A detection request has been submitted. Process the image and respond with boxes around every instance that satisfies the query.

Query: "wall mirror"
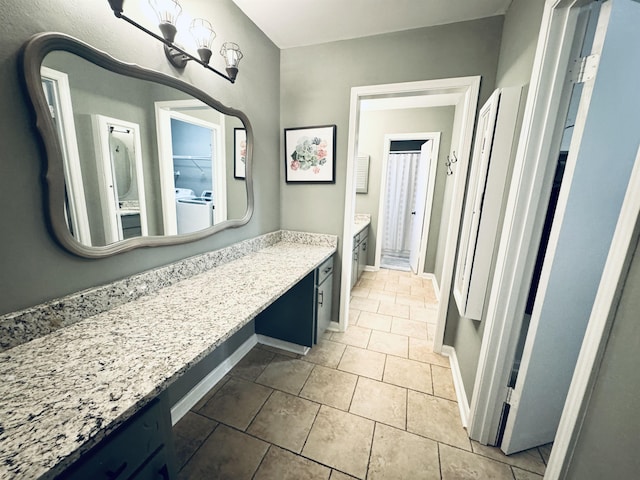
[21,32,253,258]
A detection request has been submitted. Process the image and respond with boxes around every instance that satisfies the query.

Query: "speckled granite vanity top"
[354,213,371,236]
[0,232,336,479]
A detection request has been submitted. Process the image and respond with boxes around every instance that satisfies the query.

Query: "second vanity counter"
[353,213,371,238]
[0,236,335,479]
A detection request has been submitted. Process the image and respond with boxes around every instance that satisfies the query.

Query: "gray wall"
[355,107,455,272]
[280,16,504,321]
[0,0,280,315]
[443,0,546,401]
[565,234,640,478]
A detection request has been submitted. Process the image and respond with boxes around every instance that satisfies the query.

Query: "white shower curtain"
[382,152,421,255]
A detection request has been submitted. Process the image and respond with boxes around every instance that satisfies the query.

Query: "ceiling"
[231,0,513,49]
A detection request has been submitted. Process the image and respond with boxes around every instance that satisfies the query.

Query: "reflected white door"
[92,115,149,244]
[409,141,432,273]
[501,0,640,454]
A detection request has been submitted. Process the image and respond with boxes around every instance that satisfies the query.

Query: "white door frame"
[340,76,481,356]
[468,0,640,469]
[155,99,227,235]
[40,67,92,246]
[468,0,591,444]
[91,114,149,244]
[373,132,441,275]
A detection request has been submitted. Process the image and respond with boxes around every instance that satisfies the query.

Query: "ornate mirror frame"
[20,32,254,258]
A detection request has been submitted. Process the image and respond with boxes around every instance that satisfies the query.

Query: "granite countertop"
[0,240,335,480]
[353,213,371,237]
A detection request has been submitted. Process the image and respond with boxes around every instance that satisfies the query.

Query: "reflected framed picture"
[234,128,247,179]
[284,124,336,183]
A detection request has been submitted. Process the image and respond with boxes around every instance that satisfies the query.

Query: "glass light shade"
[220,42,243,69]
[190,19,216,49]
[148,0,182,25]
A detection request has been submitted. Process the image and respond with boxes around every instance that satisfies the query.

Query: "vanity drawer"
[352,232,360,250]
[61,398,171,480]
[317,256,334,285]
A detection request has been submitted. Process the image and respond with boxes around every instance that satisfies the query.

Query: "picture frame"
[284,124,336,183]
[234,128,247,179]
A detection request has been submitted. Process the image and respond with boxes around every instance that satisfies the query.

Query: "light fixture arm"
[107,0,237,83]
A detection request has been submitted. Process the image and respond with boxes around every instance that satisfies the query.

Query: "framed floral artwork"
[234,128,247,179]
[284,125,336,183]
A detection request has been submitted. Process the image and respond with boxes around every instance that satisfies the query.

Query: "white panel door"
[501,0,640,454]
[409,141,431,273]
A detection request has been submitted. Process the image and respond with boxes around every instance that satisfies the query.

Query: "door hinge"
[505,386,515,405]
[569,54,600,84]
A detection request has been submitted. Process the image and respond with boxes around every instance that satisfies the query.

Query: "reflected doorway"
[155,100,227,236]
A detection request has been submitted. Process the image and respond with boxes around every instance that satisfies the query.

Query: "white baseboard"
[326,320,341,332]
[421,273,440,301]
[364,265,378,272]
[441,345,470,429]
[170,334,258,425]
[256,334,310,356]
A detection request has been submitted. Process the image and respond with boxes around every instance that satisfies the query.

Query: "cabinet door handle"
[362,242,367,251]
[158,464,171,480]
[106,461,128,479]
[318,291,324,306]
[323,266,332,274]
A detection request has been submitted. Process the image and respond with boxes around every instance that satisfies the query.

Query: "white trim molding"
[442,345,470,429]
[421,273,440,302]
[170,334,258,424]
[256,334,311,356]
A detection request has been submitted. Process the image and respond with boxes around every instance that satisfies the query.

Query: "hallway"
[172,269,549,479]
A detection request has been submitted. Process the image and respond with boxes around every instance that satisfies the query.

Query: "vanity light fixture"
[107,0,243,83]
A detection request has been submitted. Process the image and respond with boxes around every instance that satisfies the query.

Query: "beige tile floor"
[173,269,551,479]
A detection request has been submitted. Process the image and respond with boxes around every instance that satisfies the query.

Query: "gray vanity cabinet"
[61,395,176,480]
[255,255,334,347]
[351,226,369,289]
[351,233,360,290]
[357,228,368,280]
[315,256,334,340]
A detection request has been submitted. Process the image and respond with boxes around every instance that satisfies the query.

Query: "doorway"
[91,114,149,245]
[380,148,424,271]
[40,66,91,245]
[155,100,227,235]
[376,134,440,275]
[341,76,481,356]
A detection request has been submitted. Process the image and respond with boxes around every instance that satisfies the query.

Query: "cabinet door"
[131,447,172,480]
[255,271,315,347]
[351,247,358,289]
[61,398,175,480]
[453,86,523,320]
[358,233,368,279]
[317,274,333,337]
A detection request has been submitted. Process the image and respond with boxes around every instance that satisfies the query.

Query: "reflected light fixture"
[107,0,243,83]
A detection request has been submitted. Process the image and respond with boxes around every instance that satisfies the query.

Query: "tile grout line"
[177,269,547,478]
[365,421,378,480]
[176,420,221,475]
[250,443,272,480]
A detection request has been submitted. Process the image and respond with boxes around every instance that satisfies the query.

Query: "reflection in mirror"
[92,114,149,244]
[22,33,253,257]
